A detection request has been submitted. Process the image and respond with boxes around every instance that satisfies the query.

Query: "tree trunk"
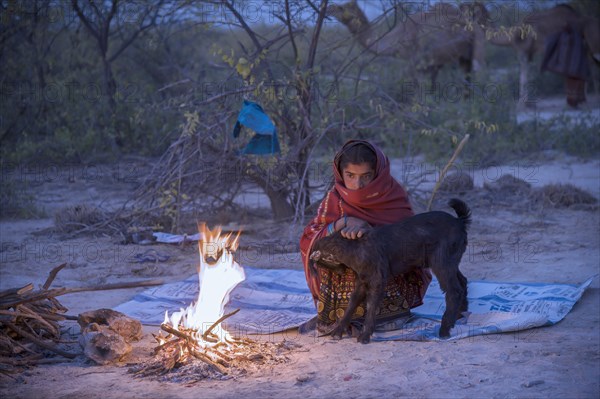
[264,186,294,220]
[102,57,117,112]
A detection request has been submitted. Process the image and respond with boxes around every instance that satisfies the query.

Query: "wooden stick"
[0,279,164,309]
[0,284,33,299]
[160,323,191,341]
[159,323,230,373]
[0,354,43,366]
[4,322,77,359]
[47,297,68,313]
[202,308,240,341]
[0,333,37,355]
[47,278,165,295]
[0,309,19,319]
[2,310,58,338]
[207,348,232,364]
[188,347,228,374]
[15,305,60,337]
[11,357,73,366]
[43,263,67,290]
[427,134,470,211]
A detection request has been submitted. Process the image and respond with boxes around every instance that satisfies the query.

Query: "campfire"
[163,223,244,340]
[131,224,297,382]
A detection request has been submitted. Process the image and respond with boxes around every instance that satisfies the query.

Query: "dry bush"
[439,172,474,192]
[484,174,532,196]
[54,204,106,233]
[531,184,598,209]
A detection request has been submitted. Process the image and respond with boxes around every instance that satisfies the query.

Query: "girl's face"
[342,162,375,190]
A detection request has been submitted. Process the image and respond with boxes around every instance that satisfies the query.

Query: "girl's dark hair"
[338,143,377,171]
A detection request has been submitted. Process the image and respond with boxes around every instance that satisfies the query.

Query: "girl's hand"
[339,216,371,239]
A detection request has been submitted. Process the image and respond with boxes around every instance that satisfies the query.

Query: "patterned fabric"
[299,140,432,328]
[316,267,429,328]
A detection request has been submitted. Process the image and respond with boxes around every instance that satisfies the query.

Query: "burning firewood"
[129,224,302,383]
[130,320,301,383]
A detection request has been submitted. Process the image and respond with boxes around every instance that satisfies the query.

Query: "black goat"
[310,198,471,343]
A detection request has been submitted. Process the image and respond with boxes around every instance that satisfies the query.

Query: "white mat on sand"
[113,267,593,341]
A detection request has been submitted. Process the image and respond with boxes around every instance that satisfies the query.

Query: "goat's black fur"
[310,198,471,343]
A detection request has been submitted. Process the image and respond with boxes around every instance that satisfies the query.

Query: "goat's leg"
[439,276,464,338]
[330,281,367,340]
[433,250,465,338]
[357,280,384,344]
[457,269,469,315]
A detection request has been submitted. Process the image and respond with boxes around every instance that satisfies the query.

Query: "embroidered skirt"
[316,267,431,330]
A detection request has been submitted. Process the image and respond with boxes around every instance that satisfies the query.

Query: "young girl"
[300,140,432,332]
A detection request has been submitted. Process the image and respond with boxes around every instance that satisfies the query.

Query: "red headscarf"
[300,140,415,300]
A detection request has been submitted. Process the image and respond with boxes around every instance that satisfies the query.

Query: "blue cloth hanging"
[233,100,280,155]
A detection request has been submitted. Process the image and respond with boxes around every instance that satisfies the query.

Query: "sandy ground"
[0,152,599,399]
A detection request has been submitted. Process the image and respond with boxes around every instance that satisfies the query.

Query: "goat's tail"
[448,198,471,229]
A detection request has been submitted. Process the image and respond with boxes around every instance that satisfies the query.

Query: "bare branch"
[220,0,262,51]
[284,0,299,64]
[306,0,329,70]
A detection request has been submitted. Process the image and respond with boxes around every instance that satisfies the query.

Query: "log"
[0,265,78,369]
[0,354,42,366]
[78,309,142,343]
[48,297,68,313]
[77,309,142,364]
[79,324,132,365]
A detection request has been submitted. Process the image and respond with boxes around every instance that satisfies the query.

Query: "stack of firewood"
[0,264,76,376]
[0,263,163,378]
